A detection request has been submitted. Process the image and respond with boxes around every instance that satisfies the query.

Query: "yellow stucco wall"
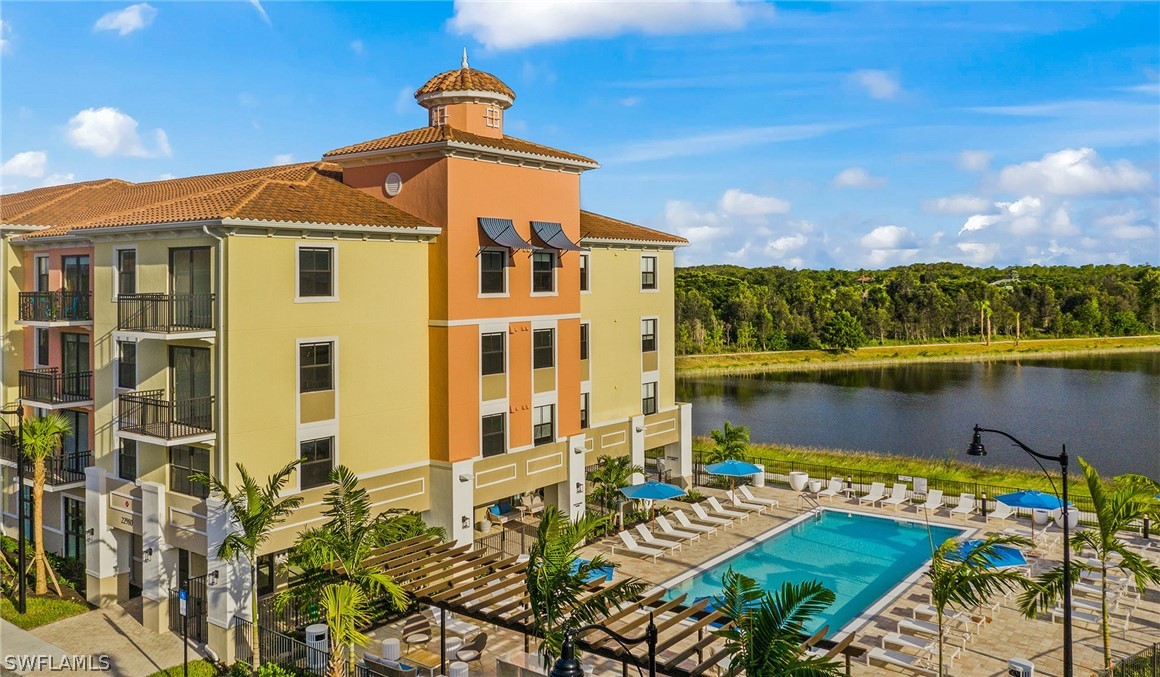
[580,247,676,425]
[1,238,24,406]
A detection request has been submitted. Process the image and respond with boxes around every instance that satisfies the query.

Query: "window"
[533,329,554,369]
[580,393,590,430]
[298,247,334,298]
[170,446,210,498]
[34,256,48,292]
[481,332,505,376]
[642,319,657,353]
[480,250,506,294]
[481,414,505,457]
[580,323,589,361]
[116,249,136,296]
[532,252,555,293]
[300,342,333,393]
[642,382,658,416]
[63,497,85,562]
[119,439,138,481]
[118,341,136,389]
[35,328,49,366]
[533,404,554,446]
[300,437,334,489]
[485,105,502,128]
[61,410,88,457]
[257,554,276,596]
[579,253,589,292]
[430,106,447,126]
[641,256,657,290]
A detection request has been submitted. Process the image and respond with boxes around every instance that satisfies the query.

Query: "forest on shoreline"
[675,262,1160,354]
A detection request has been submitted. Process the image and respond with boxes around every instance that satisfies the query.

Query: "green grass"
[677,335,1160,375]
[145,660,219,677]
[0,593,90,630]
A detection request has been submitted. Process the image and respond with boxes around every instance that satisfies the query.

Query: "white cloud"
[249,0,271,25]
[272,153,294,165]
[620,96,643,108]
[1110,224,1155,240]
[1,151,47,178]
[350,40,365,55]
[765,233,807,257]
[94,3,158,36]
[924,194,991,214]
[847,69,900,100]
[449,0,772,50]
[996,147,1151,196]
[832,167,886,189]
[67,107,172,158]
[957,150,992,172]
[610,123,857,164]
[41,173,75,187]
[1,20,12,54]
[663,199,726,245]
[956,242,1001,264]
[959,214,1002,235]
[860,224,915,250]
[718,188,791,218]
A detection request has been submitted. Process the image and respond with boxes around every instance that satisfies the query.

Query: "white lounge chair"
[634,524,682,552]
[691,502,733,528]
[816,477,844,502]
[858,482,887,506]
[898,617,968,648]
[655,515,699,543]
[913,603,984,635]
[866,647,938,676]
[949,494,975,520]
[674,509,718,536]
[882,483,909,510]
[916,489,943,514]
[738,485,779,508]
[725,490,767,515]
[882,632,960,668]
[615,531,665,563]
[427,605,481,638]
[986,500,1015,523]
[1054,606,1132,636]
[707,497,749,521]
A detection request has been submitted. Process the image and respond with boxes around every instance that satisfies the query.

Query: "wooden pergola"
[359,535,864,676]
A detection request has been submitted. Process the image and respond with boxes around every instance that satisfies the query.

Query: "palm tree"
[21,413,71,596]
[320,582,372,677]
[193,461,303,672]
[714,568,843,675]
[527,507,647,664]
[587,455,643,530]
[707,421,750,464]
[928,534,1032,675]
[1019,458,1160,668]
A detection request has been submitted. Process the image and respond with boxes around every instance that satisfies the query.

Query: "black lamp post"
[550,615,657,677]
[2,402,26,615]
[967,424,1071,677]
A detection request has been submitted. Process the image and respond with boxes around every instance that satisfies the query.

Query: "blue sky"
[2,1,1157,270]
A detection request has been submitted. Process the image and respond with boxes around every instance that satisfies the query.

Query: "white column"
[140,481,177,633]
[206,495,250,630]
[85,467,118,606]
[630,415,646,485]
[676,402,694,488]
[428,460,475,547]
[564,434,588,521]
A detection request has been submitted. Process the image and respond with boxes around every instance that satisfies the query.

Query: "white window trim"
[34,328,49,368]
[115,338,138,390]
[479,407,508,458]
[296,434,338,493]
[118,440,138,482]
[531,325,556,371]
[112,245,137,301]
[484,105,502,129]
[532,402,556,445]
[431,105,448,126]
[296,335,340,448]
[34,255,49,292]
[579,252,591,294]
[295,242,339,303]
[641,381,658,416]
[530,251,558,297]
[478,247,510,298]
[640,254,659,294]
[579,321,591,371]
[641,316,658,354]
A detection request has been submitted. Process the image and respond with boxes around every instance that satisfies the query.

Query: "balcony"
[17,291,92,325]
[0,440,90,488]
[19,368,93,408]
[118,390,215,445]
[116,293,215,339]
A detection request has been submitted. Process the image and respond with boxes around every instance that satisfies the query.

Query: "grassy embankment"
[677,335,1160,376]
[0,594,89,630]
[146,660,219,677]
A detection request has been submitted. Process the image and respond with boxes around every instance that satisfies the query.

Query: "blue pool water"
[664,510,965,635]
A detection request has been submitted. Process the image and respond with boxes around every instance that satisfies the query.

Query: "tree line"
[675,262,1160,354]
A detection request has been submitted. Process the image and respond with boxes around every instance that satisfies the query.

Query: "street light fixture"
[550,615,657,677]
[967,424,1072,677]
[1,402,26,615]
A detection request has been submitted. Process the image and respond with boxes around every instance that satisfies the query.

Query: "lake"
[677,351,1160,479]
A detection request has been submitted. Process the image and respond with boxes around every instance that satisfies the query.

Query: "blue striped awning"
[531,221,582,252]
[479,217,534,250]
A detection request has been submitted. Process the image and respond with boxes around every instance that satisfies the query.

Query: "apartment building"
[0,57,688,659]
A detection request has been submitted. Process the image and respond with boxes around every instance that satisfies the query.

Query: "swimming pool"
[662,509,967,636]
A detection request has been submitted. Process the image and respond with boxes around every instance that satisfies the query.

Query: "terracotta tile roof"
[323,125,598,166]
[579,211,688,245]
[3,163,433,236]
[416,67,515,100]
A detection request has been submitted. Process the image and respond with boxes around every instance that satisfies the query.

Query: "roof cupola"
[414,51,514,138]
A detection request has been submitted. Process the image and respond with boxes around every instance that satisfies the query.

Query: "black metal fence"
[474,520,536,558]
[119,390,215,439]
[18,291,92,323]
[168,574,208,644]
[258,593,320,635]
[19,368,92,404]
[1099,642,1159,677]
[235,617,328,677]
[117,293,215,332]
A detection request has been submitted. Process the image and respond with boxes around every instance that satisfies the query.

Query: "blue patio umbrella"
[950,540,1029,570]
[705,458,762,493]
[996,490,1069,540]
[619,481,687,501]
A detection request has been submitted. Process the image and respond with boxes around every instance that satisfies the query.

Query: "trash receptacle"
[305,623,328,672]
[1007,657,1034,676]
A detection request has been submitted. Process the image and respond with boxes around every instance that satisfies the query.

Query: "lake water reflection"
[677,352,1160,479]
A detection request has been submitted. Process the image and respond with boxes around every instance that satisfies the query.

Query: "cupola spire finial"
[462,48,469,69]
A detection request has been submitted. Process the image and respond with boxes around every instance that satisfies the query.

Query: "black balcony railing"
[117,293,215,333]
[18,291,92,323]
[119,390,214,440]
[0,441,89,486]
[19,368,92,404]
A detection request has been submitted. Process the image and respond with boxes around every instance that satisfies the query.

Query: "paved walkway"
[1,619,70,676]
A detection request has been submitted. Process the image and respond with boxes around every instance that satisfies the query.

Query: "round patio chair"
[402,614,431,653]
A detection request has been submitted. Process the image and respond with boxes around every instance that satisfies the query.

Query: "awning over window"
[531,221,581,252]
[479,217,534,250]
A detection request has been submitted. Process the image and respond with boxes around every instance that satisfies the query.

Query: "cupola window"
[485,105,502,129]
[430,105,448,127]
